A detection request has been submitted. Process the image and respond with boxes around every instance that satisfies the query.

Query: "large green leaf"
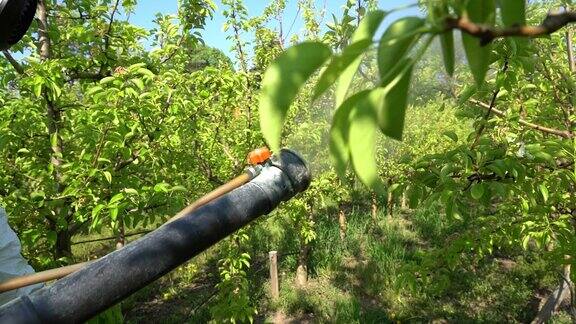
[329,90,371,178]
[500,0,525,27]
[314,40,372,102]
[377,64,414,140]
[440,30,455,76]
[500,0,528,57]
[332,10,387,106]
[259,41,332,151]
[348,88,387,193]
[462,0,495,85]
[471,182,485,200]
[377,17,424,83]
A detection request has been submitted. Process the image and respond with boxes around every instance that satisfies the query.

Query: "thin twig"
[469,99,574,139]
[471,60,509,148]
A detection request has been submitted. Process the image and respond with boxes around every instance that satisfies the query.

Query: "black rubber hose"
[0,149,311,323]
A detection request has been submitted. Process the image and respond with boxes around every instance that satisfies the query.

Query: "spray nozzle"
[247,147,272,166]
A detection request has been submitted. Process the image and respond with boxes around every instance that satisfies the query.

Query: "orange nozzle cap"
[247,147,272,165]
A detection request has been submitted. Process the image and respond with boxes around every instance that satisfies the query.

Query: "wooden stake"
[338,207,347,240]
[269,251,279,300]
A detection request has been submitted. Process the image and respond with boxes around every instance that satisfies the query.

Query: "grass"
[68,202,571,323]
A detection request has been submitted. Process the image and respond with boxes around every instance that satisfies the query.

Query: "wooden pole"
[338,206,347,240]
[269,251,279,300]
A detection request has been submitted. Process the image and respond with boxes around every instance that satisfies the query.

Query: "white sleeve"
[0,207,43,306]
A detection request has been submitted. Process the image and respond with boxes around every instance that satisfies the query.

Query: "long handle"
[0,262,92,293]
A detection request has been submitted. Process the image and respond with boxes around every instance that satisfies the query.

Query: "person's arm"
[0,208,42,305]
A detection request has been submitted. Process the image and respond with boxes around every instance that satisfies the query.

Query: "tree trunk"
[295,243,309,287]
[371,192,378,220]
[39,0,74,261]
[531,264,574,324]
[338,206,347,240]
[401,191,408,210]
[115,217,125,250]
[386,190,394,218]
[565,27,575,73]
[55,229,72,259]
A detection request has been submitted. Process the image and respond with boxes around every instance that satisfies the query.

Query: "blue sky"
[131,0,420,56]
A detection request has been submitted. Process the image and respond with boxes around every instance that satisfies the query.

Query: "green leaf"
[259,42,332,151]
[100,76,116,85]
[471,182,485,200]
[124,188,138,195]
[110,207,119,221]
[109,193,124,205]
[458,84,478,104]
[500,0,525,27]
[442,131,459,142]
[522,235,530,250]
[92,204,105,218]
[539,184,549,203]
[377,64,414,140]
[440,30,455,76]
[315,39,372,101]
[131,78,145,91]
[103,171,112,184]
[34,83,43,98]
[329,90,371,178]
[171,185,187,192]
[462,0,495,85]
[154,182,170,192]
[86,86,103,96]
[136,68,155,78]
[332,10,387,106]
[348,88,386,193]
[377,17,424,83]
[50,132,58,148]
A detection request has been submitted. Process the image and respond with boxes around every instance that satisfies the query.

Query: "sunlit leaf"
[332,10,387,106]
[92,204,105,218]
[314,39,372,101]
[124,188,138,195]
[109,193,124,205]
[539,184,549,203]
[348,88,386,193]
[103,171,112,184]
[522,235,530,250]
[329,90,371,178]
[377,64,414,140]
[259,41,332,151]
[377,17,424,83]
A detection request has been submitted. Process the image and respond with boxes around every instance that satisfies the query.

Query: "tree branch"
[2,50,24,74]
[446,10,576,45]
[471,60,509,148]
[104,0,121,52]
[469,99,574,139]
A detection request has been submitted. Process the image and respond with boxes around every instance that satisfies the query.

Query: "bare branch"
[446,10,576,45]
[2,50,24,74]
[469,99,574,139]
[104,0,121,52]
